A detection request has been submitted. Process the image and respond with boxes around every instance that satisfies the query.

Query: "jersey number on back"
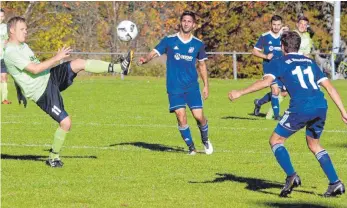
[292,66,318,90]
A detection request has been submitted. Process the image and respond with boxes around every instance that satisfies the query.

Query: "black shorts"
[1,59,7,73]
[36,62,77,123]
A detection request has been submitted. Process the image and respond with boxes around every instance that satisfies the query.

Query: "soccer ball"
[116,20,138,42]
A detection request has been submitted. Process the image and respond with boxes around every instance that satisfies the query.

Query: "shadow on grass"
[248,113,267,118]
[110,142,185,153]
[1,154,97,162]
[189,173,316,196]
[221,116,260,120]
[262,202,333,208]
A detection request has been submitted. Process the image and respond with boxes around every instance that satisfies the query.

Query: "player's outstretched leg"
[77,50,133,75]
[121,50,134,75]
[254,92,271,116]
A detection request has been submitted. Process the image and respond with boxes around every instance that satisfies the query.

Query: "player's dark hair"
[281,31,301,53]
[0,8,5,13]
[297,15,309,23]
[271,15,282,23]
[180,11,196,22]
[7,16,26,35]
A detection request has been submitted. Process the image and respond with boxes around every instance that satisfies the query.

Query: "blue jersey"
[265,53,328,112]
[254,31,283,67]
[154,33,207,94]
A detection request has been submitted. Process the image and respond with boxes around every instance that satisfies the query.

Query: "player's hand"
[138,57,147,65]
[202,86,209,100]
[266,53,274,60]
[56,46,72,61]
[281,26,289,33]
[228,90,242,101]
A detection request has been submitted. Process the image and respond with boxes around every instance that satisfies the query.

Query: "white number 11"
[292,66,318,90]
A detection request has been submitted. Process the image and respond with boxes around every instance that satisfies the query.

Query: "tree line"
[2,1,346,78]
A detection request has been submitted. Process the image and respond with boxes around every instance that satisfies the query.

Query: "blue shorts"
[168,89,203,113]
[36,62,77,123]
[1,59,7,73]
[275,108,327,139]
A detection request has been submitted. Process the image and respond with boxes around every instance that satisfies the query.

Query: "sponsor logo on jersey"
[174,53,193,61]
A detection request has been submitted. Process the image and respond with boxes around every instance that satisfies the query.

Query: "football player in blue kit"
[252,15,287,120]
[138,11,213,155]
[228,31,346,197]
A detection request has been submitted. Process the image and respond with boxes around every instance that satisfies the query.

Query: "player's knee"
[307,140,323,154]
[269,132,284,146]
[70,59,86,73]
[60,117,72,131]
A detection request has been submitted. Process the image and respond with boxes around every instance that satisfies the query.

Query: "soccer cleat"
[188,145,197,155]
[1,100,12,104]
[46,158,64,168]
[121,50,134,75]
[323,181,345,197]
[203,140,213,155]
[253,99,261,116]
[280,173,301,197]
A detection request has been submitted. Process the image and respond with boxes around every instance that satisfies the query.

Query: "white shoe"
[203,140,213,155]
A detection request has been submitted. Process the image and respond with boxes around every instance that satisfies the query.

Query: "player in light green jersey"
[4,16,133,168]
[0,8,11,104]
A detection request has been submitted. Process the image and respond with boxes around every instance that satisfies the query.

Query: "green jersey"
[0,23,8,59]
[295,30,313,56]
[4,42,50,102]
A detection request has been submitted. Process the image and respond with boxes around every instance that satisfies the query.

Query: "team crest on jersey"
[188,47,195,53]
[269,46,274,51]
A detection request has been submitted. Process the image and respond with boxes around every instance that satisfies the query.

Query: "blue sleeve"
[197,43,207,61]
[254,35,264,51]
[313,62,328,84]
[154,37,168,56]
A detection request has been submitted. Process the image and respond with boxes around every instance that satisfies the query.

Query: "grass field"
[1,76,347,208]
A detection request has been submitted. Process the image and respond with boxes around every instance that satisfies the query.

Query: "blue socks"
[271,94,280,117]
[257,92,272,106]
[272,143,295,177]
[198,122,209,142]
[316,150,339,184]
[178,125,194,148]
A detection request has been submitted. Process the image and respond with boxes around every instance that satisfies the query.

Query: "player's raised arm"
[25,46,72,74]
[228,75,274,101]
[319,79,347,124]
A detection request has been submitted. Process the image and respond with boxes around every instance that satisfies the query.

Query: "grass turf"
[1,76,346,208]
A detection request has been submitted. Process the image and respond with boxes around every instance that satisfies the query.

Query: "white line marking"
[2,121,346,133]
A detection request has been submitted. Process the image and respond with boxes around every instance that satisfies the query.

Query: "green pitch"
[1,76,346,208]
